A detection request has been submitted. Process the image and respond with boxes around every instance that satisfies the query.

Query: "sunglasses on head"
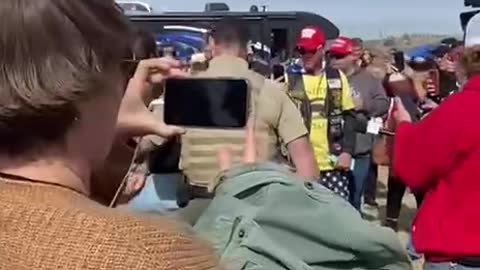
[296,47,318,55]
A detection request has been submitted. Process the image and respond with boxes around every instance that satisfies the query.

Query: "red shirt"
[394,76,480,262]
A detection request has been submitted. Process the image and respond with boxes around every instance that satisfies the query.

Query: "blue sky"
[138,0,468,38]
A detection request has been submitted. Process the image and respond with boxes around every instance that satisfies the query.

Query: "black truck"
[124,3,339,61]
[462,0,480,31]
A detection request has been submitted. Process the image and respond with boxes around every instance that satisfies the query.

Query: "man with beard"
[329,37,389,212]
[125,19,318,225]
[286,27,357,201]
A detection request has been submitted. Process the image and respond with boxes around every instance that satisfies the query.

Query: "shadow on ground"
[363,172,420,234]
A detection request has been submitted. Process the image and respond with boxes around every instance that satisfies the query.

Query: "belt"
[176,177,214,208]
[189,185,214,199]
[182,175,215,199]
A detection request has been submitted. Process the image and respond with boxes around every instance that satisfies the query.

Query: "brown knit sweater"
[0,178,220,269]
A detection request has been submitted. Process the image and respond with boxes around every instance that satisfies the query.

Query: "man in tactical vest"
[173,18,319,224]
[286,26,357,201]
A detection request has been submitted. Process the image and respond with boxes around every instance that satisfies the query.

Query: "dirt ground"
[363,166,423,270]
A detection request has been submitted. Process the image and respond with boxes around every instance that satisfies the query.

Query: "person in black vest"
[383,72,424,231]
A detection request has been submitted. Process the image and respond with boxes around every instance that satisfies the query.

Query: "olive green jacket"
[194,163,412,270]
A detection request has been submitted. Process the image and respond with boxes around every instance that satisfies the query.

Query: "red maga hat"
[329,37,355,55]
[296,26,326,51]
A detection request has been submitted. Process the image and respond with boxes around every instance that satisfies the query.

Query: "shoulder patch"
[327,78,342,89]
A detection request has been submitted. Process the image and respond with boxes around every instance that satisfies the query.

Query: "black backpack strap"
[287,73,304,93]
[324,68,344,155]
[325,67,343,116]
[286,73,312,132]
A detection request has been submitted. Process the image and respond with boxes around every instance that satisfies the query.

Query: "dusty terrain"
[365,166,423,269]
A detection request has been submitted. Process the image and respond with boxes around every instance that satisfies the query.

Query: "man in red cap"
[329,37,362,72]
[329,37,389,212]
[285,27,358,201]
[295,26,327,74]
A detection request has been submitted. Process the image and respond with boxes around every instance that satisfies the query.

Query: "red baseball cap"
[329,37,355,55]
[296,26,326,51]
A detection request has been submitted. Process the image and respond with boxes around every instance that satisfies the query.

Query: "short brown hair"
[211,17,250,48]
[0,0,130,155]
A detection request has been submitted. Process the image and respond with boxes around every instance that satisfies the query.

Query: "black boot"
[383,218,399,232]
[364,197,379,207]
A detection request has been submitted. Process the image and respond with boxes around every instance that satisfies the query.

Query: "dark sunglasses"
[329,53,348,60]
[296,47,318,55]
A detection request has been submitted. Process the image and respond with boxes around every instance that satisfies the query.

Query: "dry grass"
[364,35,461,51]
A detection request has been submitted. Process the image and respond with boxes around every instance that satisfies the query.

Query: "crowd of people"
[1,0,480,269]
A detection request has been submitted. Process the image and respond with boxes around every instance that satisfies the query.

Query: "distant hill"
[364,33,462,51]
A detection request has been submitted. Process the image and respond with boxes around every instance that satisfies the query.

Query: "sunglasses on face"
[329,53,348,60]
[296,47,318,55]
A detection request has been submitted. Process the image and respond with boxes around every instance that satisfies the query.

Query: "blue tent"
[155,32,206,60]
[156,33,205,49]
[405,45,437,63]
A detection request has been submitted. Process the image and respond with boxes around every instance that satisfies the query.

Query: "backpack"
[194,163,412,270]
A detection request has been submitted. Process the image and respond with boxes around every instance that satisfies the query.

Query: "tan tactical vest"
[181,71,273,191]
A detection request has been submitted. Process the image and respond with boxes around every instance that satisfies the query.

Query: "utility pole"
[379,29,384,39]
